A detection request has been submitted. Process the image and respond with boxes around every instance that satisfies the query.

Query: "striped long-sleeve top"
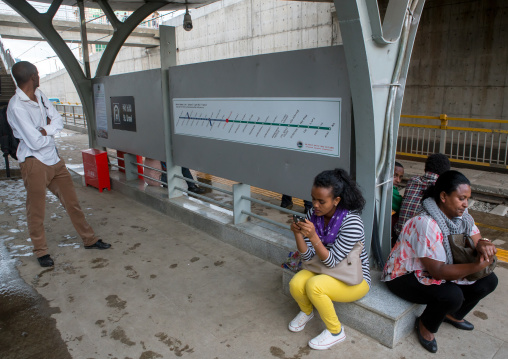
[301,209,371,287]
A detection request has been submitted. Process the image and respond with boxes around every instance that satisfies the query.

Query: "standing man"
[7,61,110,267]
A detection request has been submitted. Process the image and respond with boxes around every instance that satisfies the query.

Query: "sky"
[0,1,79,77]
[3,39,78,78]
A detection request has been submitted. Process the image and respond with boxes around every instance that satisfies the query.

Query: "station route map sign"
[93,83,108,139]
[173,98,341,157]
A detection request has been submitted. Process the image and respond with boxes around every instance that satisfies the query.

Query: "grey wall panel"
[93,69,166,161]
[169,46,351,200]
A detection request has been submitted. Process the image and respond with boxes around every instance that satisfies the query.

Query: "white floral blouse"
[382,214,480,285]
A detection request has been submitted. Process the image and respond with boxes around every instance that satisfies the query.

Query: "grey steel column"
[77,0,91,79]
[160,25,184,198]
[333,0,425,260]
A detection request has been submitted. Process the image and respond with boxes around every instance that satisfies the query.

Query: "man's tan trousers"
[20,157,97,257]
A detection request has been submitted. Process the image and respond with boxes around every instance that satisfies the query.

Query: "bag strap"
[464,235,477,253]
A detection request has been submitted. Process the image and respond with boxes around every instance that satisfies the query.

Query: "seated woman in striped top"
[288,169,371,350]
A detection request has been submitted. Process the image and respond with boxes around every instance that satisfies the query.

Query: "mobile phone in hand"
[293,214,306,223]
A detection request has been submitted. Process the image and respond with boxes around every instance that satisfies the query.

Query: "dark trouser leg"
[391,213,399,247]
[453,273,498,320]
[385,274,463,333]
[47,160,97,246]
[160,162,167,185]
[303,200,313,213]
[181,167,195,188]
[281,194,293,207]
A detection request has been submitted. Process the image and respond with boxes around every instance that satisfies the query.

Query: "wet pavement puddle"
[0,238,71,359]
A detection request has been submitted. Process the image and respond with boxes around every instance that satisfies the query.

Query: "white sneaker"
[308,328,346,350]
[288,311,314,332]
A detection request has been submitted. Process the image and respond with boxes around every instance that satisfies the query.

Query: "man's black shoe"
[85,239,111,250]
[188,186,205,194]
[281,202,293,210]
[37,254,54,267]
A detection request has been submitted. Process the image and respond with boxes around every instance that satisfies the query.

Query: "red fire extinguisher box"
[81,149,111,192]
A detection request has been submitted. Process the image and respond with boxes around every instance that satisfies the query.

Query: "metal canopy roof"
[27,0,218,12]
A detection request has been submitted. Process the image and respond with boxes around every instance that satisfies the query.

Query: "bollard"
[233,183,251,224]
[439,114,448,154]
[123,153,139,181]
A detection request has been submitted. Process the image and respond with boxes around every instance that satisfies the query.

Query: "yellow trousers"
[289,269,369,334]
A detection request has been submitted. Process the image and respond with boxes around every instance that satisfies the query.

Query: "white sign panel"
[93,83,108,139]
[173,98,341,157]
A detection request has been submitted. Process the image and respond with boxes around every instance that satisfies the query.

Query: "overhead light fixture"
[183,2,193,31]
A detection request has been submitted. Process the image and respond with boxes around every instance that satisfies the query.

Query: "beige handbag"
[302,242,364,286]
[448,234,497,281]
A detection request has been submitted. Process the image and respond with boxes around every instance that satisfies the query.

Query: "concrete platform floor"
[1,129,508,358]
[1,175,508,359]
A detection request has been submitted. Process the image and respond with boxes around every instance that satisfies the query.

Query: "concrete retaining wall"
[403,0,508,125]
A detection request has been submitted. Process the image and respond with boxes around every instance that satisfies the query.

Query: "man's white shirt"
[7,87,63,165]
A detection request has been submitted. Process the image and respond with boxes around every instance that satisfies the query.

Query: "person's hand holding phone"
[297,219,317,239]
[290,214,305,234]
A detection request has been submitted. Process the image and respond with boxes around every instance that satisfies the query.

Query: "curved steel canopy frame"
[3,0,167,148]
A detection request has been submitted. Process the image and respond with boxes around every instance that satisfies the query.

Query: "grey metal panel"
[93,69,166,161]
[169,46,351,200]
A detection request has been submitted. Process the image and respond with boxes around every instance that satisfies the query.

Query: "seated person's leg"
[385,274,463,333]
[182,167,205,194]
[453,273,498,320]
[289,269,316,315]
[306,274,369,334]
[281,194,293,209]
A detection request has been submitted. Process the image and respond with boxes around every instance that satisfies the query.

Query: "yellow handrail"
[401,114,508,125]
[400,114,508,132]
[398,113,508,169]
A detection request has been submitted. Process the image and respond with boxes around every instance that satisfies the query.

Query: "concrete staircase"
[0,35,16,106]
[0,73,15,105]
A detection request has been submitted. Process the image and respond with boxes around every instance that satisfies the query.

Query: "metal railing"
[54,103,87,129]
[0,35,16,75]
[397,114,508,168]
[108,153,305,229]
